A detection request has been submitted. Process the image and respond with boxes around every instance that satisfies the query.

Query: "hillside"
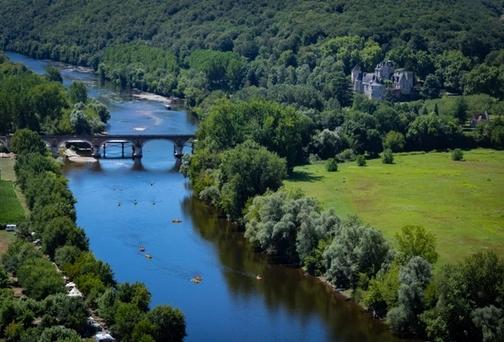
[1,0,503,111]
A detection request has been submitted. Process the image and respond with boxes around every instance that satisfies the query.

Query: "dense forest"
[0,0,503,114]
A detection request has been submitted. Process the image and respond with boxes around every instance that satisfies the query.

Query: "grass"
[0,180,25,225]
[0,157,27,256]
[285,149,504,264]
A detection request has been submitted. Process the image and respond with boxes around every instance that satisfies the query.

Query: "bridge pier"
[174,141,184,159]
[133,142,143,159]
[92,145,101,159]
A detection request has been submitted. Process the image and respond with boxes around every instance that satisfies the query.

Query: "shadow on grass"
[288,170,323,183]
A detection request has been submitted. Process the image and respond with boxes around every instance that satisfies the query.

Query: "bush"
[356,155,367,167]
[451,149,464,161]
[326,158,338,172]
[336,148,356,162]
[382,149,394,164]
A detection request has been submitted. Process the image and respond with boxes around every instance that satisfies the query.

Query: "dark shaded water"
[6,51,401,342]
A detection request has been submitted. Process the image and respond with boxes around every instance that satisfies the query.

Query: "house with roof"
[351,60,415,100]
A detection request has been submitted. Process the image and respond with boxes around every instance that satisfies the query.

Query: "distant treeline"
[0,0,503,115]
[0,129,186,341]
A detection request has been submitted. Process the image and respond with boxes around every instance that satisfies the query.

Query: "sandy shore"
[132,92,172,104]
[64,149,97,163]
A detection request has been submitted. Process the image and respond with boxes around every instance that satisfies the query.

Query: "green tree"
[387,256,432,336]
[421,74,441,99]
[324,218,391,288]
[395,225,438,265]
[147,306,186,342]
[218,141,287,218]
[453,97,468,123]
[451,148,464,161]
[382,149,394,164]
[326,158,338,171]
[10,129,46,155]
[383,131,405,152]
[45,66,62,83]
[68,81,87,103]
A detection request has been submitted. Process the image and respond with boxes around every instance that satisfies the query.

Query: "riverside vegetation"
[0,129,186,341]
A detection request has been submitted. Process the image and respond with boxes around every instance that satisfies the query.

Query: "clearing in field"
[285,149,504,263]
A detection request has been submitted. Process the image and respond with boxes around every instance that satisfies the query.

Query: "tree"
[147,306,186,342]
[117,282,151,312]
[10,129,46,155]
[42,294,88,333]
[68,81,87,103]
[382,149,394,164]
[324,219,391,288]
[395,225,438,265]
[45,66,62,83]
[383,131,405,152]
[41,217,88,258]
[356,155,366,166]
[421,74,441,99]
[387,256,432,336]
[364,263,400,317]
[311,129,347,159]
[326,158,338,171]
[112,302,144,342]
[464,64,504,98]
[472,306,504,342]
[451,148,464,161]
[406,114,461,151]
[453,97,468,123]
[38,326,81,342]
[421,252,504,341]
[218,141,287,218]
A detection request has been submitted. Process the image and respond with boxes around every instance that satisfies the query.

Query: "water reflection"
[184,199,401,342]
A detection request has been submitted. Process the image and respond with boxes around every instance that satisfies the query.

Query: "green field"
[0,180,25,225]
[285,149,504,263]
[0,158,26,225]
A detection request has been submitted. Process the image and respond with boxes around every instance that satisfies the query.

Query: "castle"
[351,60,415,100]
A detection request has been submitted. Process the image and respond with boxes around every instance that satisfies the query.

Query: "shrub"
[382,149,394,164]
[356,155,367,167]
[451,148,464,161]
[336,148,356,162]
[326,158,338,172]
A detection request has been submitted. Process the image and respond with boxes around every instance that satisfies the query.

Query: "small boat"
[256,275,263,280]
[172,219,182,224]
[165,104,172,110]
[145,254,152,259]
[191,275,203,284]
[139,245,145,252]
[117,202,121,206]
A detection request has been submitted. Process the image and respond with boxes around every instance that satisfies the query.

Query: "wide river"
[6,52,401,342]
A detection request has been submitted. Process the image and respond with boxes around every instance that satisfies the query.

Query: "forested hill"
[1,0,502,63]
[1,0,503,111]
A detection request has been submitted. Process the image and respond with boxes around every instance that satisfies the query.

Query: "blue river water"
[6,51,400,342]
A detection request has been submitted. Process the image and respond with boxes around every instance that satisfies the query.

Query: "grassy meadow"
[285,149,504,263]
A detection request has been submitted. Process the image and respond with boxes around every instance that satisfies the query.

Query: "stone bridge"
[0,133,196,159]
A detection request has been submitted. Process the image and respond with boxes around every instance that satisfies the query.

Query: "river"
[6,51,401,342]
